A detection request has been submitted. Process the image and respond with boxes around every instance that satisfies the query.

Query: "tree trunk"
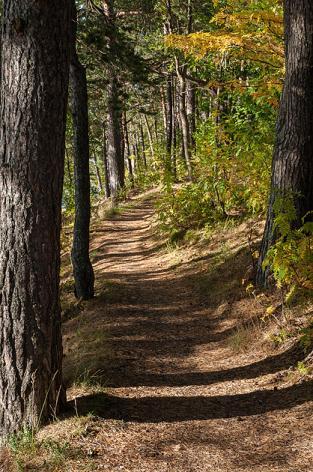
[143,114,155,161]
[106,77,124,199]
[132,131,140,174]
[139,120,147,168]
[172,105,178,181]
[257,0,313,286]
[165,73,173,177]
[186,79,196,147]
[65,147,73,186]
[102,121,111,199]
[161,86,168,140]
[135,131,141,171]
[176,62,193,180]
[0,0,70,437]
[105,0,124,200]
[154,117,159,143]
[123,112,134,187]
[132,142,139,175]
[93,155,104,193]
[70,0,94,301]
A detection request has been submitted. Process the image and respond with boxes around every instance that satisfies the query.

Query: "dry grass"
[227,319,264,353]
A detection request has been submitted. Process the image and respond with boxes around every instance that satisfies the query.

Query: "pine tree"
[70,0,95,300]
[0,0,70,436]
[257,0,313,285]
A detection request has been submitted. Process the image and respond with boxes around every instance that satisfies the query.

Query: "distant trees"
[0,1,71,436]
[257,0,313,285]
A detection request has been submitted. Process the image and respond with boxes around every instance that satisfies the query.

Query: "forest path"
[62,191,313,472]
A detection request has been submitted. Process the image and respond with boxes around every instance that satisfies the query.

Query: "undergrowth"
[156,92,274,239]
[264,195,313,301]
[6,427,70,471]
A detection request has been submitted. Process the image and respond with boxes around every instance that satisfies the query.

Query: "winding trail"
[64,192,313,472]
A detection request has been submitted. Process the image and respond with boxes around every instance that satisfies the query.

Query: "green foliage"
[300,323,313,353]
[7,428,69,471]
[264,196,313,294]
[8,428,37,458]
[270,328,291,346]
[157,181,221,236]
[157,90,274,236]
[296,361,310,376]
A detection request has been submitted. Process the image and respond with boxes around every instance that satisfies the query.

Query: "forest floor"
[3,189,313,472]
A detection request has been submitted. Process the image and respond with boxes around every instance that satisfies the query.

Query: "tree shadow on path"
[72,379,313,423]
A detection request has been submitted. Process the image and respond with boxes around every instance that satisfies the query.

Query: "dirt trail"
[63,192,313,472]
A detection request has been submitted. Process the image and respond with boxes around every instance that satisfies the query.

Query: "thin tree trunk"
[132,142,139,175]
[154,117,159,143]
[65,147,73,186]
[139,120,147,168]
[257,0,313,286]
[70,0,94,301]
[93,155,104,193]
[135,131,141,170]
[106,77,124,200]
[176,62,193,180]
[123,112,134,187]
[0,0,70,437]
[165,73,173,176]
[165,0,193,180]
[161,86,168,140]
[172,104,178,181]
[143,114,155,161]
[102,121,111,199]
[186,79,196,147]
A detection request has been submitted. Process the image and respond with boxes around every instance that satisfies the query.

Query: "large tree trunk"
[0,0,70,437]
[257,0,313,286]
[70,0,94,301]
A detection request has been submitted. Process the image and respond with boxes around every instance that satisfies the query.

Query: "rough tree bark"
[257,0,313,286]
[70,0,95,300]
[0,1,70,437]
[105,0,124,200]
